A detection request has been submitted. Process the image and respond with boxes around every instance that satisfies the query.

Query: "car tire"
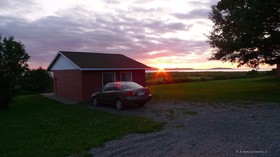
[92,97,98,106]
[115,99,123,110]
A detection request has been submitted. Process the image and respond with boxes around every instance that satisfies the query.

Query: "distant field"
[0,95,163,157]
[148,77,280,103]
[146,71,272,85]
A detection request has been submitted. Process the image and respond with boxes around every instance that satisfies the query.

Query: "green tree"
[0,36,30,109]
[208,0,280,76]
[20,67,53,93]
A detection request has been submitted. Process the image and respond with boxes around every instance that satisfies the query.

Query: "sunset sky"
[0,0,274,70]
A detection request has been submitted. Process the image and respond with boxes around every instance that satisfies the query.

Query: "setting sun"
[157,66,166,72]
[158,67,165,72]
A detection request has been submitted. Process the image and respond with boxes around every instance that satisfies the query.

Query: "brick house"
[47,51,149,102]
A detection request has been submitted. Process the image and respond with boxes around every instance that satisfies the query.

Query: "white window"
[120,72,132,82]
[102,72,116,85]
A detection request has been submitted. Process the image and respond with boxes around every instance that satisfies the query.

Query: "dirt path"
[88,101,280,157]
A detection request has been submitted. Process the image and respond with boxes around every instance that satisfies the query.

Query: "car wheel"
[115,99,123,110]
[92,97,98,106]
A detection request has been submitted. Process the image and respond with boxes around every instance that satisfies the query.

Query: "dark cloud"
[0,2,212,68]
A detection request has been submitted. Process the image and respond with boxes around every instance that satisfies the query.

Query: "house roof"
[47,51,150,71]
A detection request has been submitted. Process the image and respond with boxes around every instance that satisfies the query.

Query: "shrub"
[19,68,53,93]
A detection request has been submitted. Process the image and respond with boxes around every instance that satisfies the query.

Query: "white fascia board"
[47,51,60,71]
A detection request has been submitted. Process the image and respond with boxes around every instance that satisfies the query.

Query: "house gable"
[48,53,79,70]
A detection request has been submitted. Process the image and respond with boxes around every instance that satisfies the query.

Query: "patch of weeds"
[175,124,186,128]
[175,108,197,116]
[164,109,176,120]
[152,109,160,113]
[165,113,176,120]
[183,111,198,116]
[207,102,220,108]
[165,109,175,115]
[152,110,161,117]
[152,109,175,115]
[151,109,162,117]
[176,107,189,111]
[156,113,161,117]
[152,109,176,120]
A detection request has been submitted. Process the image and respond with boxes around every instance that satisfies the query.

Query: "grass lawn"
[0,95,163,157]
[149,77,280,103]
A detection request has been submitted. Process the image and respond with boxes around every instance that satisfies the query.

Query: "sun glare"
[156,64,166,72]
[153,64,173,84]
[158,67,165,72]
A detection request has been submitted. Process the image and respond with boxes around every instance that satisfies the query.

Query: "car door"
[96,84,111,104]
[105,84,118,105]
[98,84,118,105]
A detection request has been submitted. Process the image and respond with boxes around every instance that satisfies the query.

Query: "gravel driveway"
[88,101,280,157]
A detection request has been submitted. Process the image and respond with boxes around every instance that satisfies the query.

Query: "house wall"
[81,71,103,102]
[114,70,146,86]
[81,70,146,102]
[130,70,146,86]
[53,70,83,101]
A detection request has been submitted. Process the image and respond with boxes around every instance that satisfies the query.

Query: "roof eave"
[80,68,149,71]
